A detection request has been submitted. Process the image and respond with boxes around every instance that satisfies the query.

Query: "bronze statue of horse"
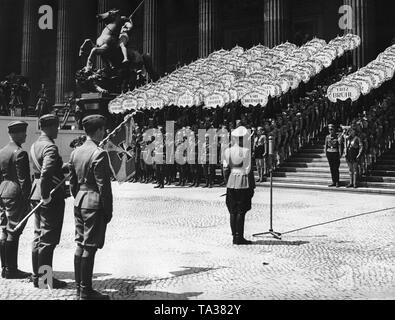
[79,8,159,91]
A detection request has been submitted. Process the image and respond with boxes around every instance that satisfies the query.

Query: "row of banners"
[108,34,361,114]
[327,44,395,103]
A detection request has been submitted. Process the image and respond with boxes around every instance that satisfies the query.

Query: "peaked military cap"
[8,120,28,133]
[39,114,59,128]
[82,114,106,128]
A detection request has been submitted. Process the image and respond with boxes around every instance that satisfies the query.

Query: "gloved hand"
[42,195,52,205]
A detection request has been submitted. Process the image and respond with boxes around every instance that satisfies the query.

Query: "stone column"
[343,0,376,69]
[55,0,75,104]
[143,0,165,75]
[263,0,290,48]
[21,0,40,103]
[198,0,220,58]
[0,0,7,77]
[96,0,111,69]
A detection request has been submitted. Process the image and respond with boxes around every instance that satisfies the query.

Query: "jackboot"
[230,215,237,244]
[74,255,82,299]
[37,245,67,289]
[32,249,39,287]
[353,172,358,188]
[0,239,6,279]
[346,173,354,188]
[4,240,31,279]
[80,256,109,300]
[234,214,252,245]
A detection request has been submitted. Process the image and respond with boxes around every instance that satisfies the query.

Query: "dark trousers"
[155,164,165,186]
[32,199,65,277]
[327,152,340,184]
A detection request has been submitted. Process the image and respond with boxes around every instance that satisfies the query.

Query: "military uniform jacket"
[0,141,31,200]
[224,146,256,190]
[30,133,65,201]
[69,139,113,221]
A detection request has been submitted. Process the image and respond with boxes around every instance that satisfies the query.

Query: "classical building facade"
[0,0,393,106]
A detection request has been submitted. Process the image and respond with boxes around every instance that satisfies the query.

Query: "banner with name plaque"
[327,84,361,102]
[204,93,226,108]
[177,93,195,107]
[241,91,268,107]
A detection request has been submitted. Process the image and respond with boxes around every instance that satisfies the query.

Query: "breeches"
[74,207,107,250]
[32,199,65,250]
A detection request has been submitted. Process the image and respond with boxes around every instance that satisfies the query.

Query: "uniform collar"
[9,140,21,148]
[86,137,100,146]
[39,132,54,143]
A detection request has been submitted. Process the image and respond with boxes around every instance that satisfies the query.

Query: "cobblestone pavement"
[1,183,394,300]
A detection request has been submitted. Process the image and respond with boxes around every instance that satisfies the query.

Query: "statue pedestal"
[77,92,117,116]
[76,92,118,129]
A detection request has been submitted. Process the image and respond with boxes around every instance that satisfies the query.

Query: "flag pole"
[99,113,135,148]
[129,0,145,20]
[13,113,135,232]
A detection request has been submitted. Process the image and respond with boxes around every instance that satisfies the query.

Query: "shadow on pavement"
[252,240,309,246]
[94,278,203,300]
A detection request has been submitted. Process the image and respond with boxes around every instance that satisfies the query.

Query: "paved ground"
[1,183,395,300]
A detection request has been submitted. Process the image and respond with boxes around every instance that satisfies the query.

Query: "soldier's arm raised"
[15,150,31,200]
[93,150,113,223]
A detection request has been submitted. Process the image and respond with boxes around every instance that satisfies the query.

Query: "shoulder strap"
[84,147,102,183]
[30,143,42,172]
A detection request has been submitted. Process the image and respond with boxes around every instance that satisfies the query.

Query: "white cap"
[231,126,248,137]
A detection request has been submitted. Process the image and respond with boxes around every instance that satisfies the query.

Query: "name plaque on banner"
[204,93,225,108]
[178,93,195,107]
[327,85,361,102]
[241,91,268,107]
[122,99,137,111]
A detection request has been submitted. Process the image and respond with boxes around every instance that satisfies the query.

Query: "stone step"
[375,160,395,165]
[272,172,349,179]
[277,167,350,174]
[370,170,395,177]
[293,154,327,159]
[375,165,395,171]
[287,158,347,163]
[283,162,349,168]
[257,182,395,195]
[270,177,395,189]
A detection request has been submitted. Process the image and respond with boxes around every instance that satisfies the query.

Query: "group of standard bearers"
[0,114,112,300]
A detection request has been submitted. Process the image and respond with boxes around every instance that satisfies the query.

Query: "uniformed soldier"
[0,121,31,279]
[69,115,112,300]
[154,128,165,189]
[325,124,342,188]
[223,126,255,245]
[30,114,67,289]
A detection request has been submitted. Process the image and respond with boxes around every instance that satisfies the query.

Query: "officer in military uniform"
[0,121,31,279]
[223,126,255,245]
[69,115,112,300]
[30,114,67,289]
[325,124,343,188]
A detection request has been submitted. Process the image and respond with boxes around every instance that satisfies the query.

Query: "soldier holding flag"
[30,114,68,289]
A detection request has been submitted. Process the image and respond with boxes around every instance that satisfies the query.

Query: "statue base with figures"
[75,92,118,129]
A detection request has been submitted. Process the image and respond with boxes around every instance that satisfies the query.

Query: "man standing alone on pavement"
[69,115,113,300]
[223,126,255,245]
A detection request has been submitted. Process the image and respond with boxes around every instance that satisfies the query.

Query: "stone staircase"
[260,136,395,195]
